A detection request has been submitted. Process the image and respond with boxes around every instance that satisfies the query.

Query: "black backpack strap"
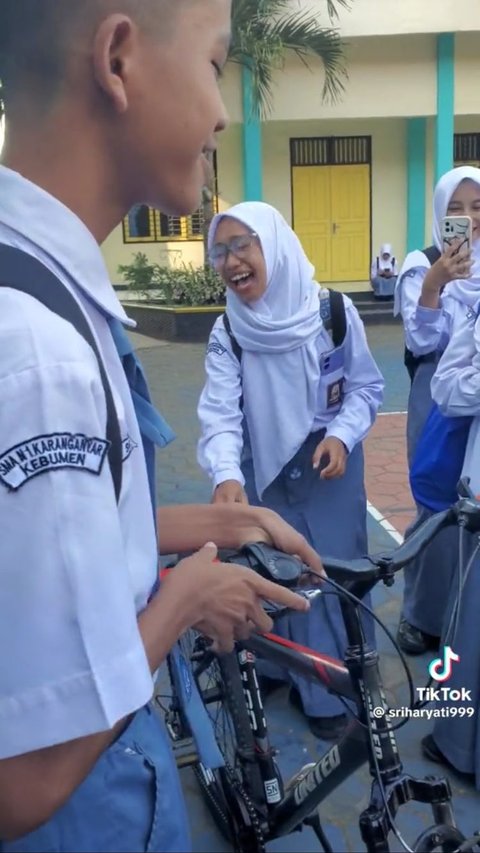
[422,245,441,265]
[0,244,123,502]
[222,312,243,363]
[327,289,347,348]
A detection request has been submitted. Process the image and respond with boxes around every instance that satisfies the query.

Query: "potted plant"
[118,253,227,342]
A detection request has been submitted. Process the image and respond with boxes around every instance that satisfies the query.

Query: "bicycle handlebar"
[216,492,480,592]
[324,492,480,586]
[322,507,455,584]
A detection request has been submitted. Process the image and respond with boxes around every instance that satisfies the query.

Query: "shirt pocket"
[319,345,346,412]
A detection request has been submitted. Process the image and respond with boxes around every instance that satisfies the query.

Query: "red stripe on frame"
[262,632,348,674]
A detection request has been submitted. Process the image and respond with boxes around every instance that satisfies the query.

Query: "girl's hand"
[212,480,249,505]
[425,239,473,293]
[312,436,348,479]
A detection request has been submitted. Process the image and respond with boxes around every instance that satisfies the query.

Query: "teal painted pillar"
[406,118,427,252]
[435,33,455,184]
[241,66,263,201]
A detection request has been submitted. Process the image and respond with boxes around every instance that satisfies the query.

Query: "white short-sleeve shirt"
[0,166,157,758]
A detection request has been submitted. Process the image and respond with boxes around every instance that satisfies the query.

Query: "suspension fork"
[236,647,285,808]
[340,596,403,782]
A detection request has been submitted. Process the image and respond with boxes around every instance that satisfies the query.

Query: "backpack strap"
[422,245,441,266]
[0,244,123,503]
[222,312,243,363]
[320,288,347,348]
[328,289,347,348]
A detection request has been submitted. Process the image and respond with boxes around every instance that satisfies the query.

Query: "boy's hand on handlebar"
[212,480,249,505]
[167,542,311,654]
[241,509,326,579]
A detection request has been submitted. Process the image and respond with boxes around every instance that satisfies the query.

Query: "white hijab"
[394,166,480,315]
[378,243,394,271]
[209,202,322,498]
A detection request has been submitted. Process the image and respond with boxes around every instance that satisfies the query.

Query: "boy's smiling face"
[107,0,231,215]
[0,0,232,232]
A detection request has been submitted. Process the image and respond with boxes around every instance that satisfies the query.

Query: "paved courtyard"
[131,321,479,853]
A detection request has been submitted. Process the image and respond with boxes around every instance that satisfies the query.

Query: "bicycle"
[158,486,480,853]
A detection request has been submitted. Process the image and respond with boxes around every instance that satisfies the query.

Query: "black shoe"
[422,734,448,765]
[422,734,475,780]
[397,619,430,655]
[289,687,348,740]
[258,676,285,700]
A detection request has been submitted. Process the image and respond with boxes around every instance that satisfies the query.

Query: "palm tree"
[202,0,351,252]
[231,0,350,116]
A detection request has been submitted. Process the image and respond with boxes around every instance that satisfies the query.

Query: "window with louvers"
[290,135,371,167]
[123,155,218,244]
[454,133,480,167]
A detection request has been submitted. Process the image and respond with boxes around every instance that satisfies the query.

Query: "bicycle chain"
[223,760,266,853]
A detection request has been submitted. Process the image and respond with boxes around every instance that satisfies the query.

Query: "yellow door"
[292,166,332,282]
[330,165,370,282]
[292,164,370,284]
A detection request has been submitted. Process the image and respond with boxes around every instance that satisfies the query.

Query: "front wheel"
[413,825,480,853]
[167,631,267,853]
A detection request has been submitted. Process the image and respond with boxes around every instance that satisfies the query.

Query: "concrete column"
[435,33,455,184]
[407,118,427,251]
[242,66,263,201]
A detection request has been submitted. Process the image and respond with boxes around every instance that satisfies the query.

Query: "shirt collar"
[0,165,134,326]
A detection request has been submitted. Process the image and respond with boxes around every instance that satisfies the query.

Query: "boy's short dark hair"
[0,1,89,108]
[0,0,179,112]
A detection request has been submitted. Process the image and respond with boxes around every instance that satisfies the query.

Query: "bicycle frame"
[239,592,458,852]
[166,499,480,851]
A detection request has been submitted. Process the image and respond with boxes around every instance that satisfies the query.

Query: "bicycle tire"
[176,631,267,853]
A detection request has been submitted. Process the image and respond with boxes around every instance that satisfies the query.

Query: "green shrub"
[118,253,226,306]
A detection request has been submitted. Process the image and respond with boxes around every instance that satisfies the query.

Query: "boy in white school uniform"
[0,2,322,850]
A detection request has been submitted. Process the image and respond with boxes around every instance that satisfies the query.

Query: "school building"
[103,0,480,293]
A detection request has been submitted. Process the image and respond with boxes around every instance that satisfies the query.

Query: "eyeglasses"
[208,232,258,267]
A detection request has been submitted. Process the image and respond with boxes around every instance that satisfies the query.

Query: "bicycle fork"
[344,632,457,852]
[236,648,285,810]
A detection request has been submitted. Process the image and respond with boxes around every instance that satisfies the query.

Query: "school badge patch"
[122,434,138,462]
[207,341,227,357]
[0,432,110,491]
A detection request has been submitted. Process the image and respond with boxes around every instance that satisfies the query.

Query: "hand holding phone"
[441,215,473,257]
[422,217,474,297]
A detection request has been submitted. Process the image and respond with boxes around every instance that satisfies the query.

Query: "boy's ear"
[92,14,137,114]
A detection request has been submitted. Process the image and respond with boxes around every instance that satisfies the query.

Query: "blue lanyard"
[109,318,223,770]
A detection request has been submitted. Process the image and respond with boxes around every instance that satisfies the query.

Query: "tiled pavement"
[131,322,479,853]
[365,414,415,539]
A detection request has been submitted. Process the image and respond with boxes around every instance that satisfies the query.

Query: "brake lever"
[457,476,476,500]
[263,587,323,618]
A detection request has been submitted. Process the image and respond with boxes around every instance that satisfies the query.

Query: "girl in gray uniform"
[426,298,480,785]
[394,167,479,654]
[197,202,384,740]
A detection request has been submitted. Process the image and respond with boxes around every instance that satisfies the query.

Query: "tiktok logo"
[428,646,460,682]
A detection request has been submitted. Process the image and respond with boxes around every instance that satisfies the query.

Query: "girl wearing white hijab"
[423,233,480,784]
[197,202,384,740]
[370,243,398,299]
[394,166,479,656]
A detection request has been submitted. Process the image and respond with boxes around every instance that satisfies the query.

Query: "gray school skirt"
[243,430,373,718]
[403,355,456,636]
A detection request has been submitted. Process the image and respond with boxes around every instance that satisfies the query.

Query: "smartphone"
[441,215,472,256]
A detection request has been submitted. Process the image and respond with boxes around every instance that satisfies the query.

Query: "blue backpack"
[410,402,472,512]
